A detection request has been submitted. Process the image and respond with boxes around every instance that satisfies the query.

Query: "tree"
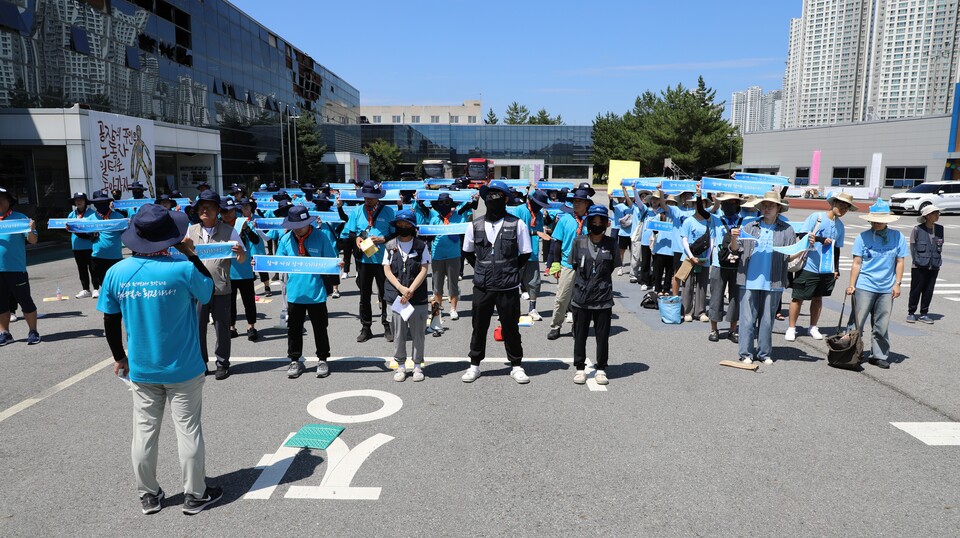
[484,107,499,124]
[295,114,327,181]
[528,108,564,125]
[504,101,530,124]
[7,78,36,108]
[364,139,403,181]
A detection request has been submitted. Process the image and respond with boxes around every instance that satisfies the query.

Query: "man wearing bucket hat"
[845,199,908,369]
[68,192,96,299]
[569,204,619,385]
[383,209,431,382]
[275,205,339,379]
[907,204,944,324]
[89,190,127,298]
[186,190,246,380]
[786,192,858,342]
[462,180,533,383]
[97,203,222,515]
[0,186,40,346]
[129,181,148,200]
[345,181,396,343]
[546,182,595,340]
[730,191,803,365]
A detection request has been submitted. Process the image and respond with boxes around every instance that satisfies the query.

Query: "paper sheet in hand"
[284,424,346,450]
[391,296,415,321]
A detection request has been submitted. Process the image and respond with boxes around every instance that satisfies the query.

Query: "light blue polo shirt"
[429,210,466,261]
[69,208,93,250]
[0,212,30,272]
[90,211,126,260]
[852,229,908,293]
[745,222,778,291]
[801,211,845,274]
[552,212,588,269]
[347,203,395,264]
[613,203,633,237]
[97,256,213,384]
[276,228,336,303]
[680,216,710,262]
[229,219,256,280]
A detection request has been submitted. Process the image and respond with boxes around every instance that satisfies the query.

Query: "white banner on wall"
[868,152,883,199]
[87,111,156,197]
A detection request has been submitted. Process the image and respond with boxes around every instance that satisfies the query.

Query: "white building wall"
[359,100,482,125]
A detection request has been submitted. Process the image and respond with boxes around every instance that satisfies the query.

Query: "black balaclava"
[484,193,507,222]
[435,199,453,216]
[588,221,607,236]
[397,224,415,238]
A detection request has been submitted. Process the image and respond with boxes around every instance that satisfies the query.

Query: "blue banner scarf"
[0,220,31,235]
[417,223,469,236]
[253,255,341,274]
[65,219,129,233]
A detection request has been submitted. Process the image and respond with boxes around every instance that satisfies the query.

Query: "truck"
[466,157,494,189]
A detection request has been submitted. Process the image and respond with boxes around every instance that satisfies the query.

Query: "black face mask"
[436,202,453,215]
[485,198,507,221]
[94,202,111,214]
[588,224,606,236]
[397,227,415,238]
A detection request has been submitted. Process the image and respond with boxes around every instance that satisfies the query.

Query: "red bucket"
[493,326,503,341]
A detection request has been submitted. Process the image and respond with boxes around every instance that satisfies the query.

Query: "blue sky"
[230,0,801,124]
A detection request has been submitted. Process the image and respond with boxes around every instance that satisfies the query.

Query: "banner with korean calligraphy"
[87,111,156,198]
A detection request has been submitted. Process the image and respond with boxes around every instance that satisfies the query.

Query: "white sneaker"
[762,358,774,365]
[741,357,753,365]
[510,368,530,384]
[461,368,480,383]
[595,371,609,385]
[450,310,459,321]
[529,309,543,321]
[640,284,648,291]
[75,290,92,299]
[393,369,407,382]
[699,313,710,323]
[629,276,638,283]
[564,312,573,324]
[809,326,823,340]
[617,267,624,276]
[683,314,693,323]
[91,289,99,298]
[784,327,797,342]
[521,292,530,301]
[340,271,349,279]
[411,369,425,382]
[573,371,587,384]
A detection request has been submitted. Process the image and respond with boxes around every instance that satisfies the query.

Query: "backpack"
[640,290,659,309]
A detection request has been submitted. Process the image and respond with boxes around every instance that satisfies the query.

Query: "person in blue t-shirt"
[651,189,684,295]
[706,192,744,344]
[97,203,221,515]
[846,200,908,369]
[222,198,263,342]
[674,193,712,322]
[345,181,396,343]
[0,186,40,346]
[275,205,340,379]
[425,192,468,321]
[88,190,127,298]
[786,192,857,343]
[547,183,594,340]
[68,192,96,299]
[611,193,634,277]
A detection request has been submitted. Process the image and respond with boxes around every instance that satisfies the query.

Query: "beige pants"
[550,267,576,329]
[131,373,207,498]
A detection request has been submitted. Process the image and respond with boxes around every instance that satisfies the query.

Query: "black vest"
[572,234,617,308]
[472,215,521,292]
[383,238,429,306]
[913,224,943,269]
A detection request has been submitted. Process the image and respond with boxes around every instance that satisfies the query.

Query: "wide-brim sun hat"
[282,205,317,230]
[121,204,190,254]
[220,197,239,212]
[860,199,900,224]
[743,191,788,211]
[528,190,551,209]
[715,192,742,202]
[0,187,16,207]
[358,181,386,199]
[567,182,596,201]
[71,192,88,203]
[829,192,860,211]
[917,204,941,223]
[195,189,222,210]
[90,190,113,203]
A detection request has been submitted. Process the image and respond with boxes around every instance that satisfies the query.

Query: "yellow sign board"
[607,160,641,191]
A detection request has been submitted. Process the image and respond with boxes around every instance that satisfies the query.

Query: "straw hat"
[715,192,742,202]
[742,191,788,212]
[860,199,900,224]
[828,192,860,211]
[917,204,941,223]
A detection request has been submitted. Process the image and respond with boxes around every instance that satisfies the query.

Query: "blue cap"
[479,180,511,199]
[392,209,418,228]
[586,204,609,220]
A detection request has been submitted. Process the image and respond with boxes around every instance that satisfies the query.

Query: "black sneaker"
[384,325,394,343]
[728,331,739,344]
[547,327,561,340]
[26,330,41,345]
[140,487,165,515]
[357,327,373,343]
[247,327,258,341]
[708,330,720,342]
[869,358,891,369]
[214,365,230,380]
[182,486,223,515]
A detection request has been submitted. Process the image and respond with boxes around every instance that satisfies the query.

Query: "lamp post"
[290,115,301,182]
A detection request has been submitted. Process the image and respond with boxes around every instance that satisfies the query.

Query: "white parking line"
[0,357,114,424]
[891,422,960,445]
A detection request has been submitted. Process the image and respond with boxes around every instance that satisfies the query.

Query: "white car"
[889,181,960,214]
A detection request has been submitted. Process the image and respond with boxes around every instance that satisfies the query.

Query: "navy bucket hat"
[121,204,189,254]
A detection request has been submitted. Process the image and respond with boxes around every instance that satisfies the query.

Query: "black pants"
[908,267,940,315]
[469,287,523,366]
[339,238,353,273]
[73,249,95,290]
[639,245,653,287]
[572,306,611,370]
[543,239,554,266]
[0,271,36,314]
[198,294,231,366]
[90,257,120,290]
[287,302,330,361]
[357,262,387,327]
[230,279,257,327]
[651,253,674,293]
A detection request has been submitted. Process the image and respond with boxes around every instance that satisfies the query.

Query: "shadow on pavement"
[35,310,86,319]
[41,328,103,342]
[607,361,650,379]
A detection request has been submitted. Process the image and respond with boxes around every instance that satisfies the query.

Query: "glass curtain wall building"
[0,0,360,213]
[361,124,594,179]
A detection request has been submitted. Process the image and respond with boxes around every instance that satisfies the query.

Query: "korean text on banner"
[621,178,665,190]
[645,220,674,233]
[380,181,426,191]
[416,190,474,203]
[733,173,791,186]
[417,224,469,236]
[661,180,699,193]
[537,181,575,191]
[112,198,153,211]
[701,177,777,197]
[253,256,341,274]
[773,239,810,256]
[169,242,237,260]
[0,220,31,235]
[87,110,156,197]
[48,218,85,230]
[66,219,129,233]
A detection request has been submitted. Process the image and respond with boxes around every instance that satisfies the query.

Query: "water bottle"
[279,308,287,328]
[56,285,62,301]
